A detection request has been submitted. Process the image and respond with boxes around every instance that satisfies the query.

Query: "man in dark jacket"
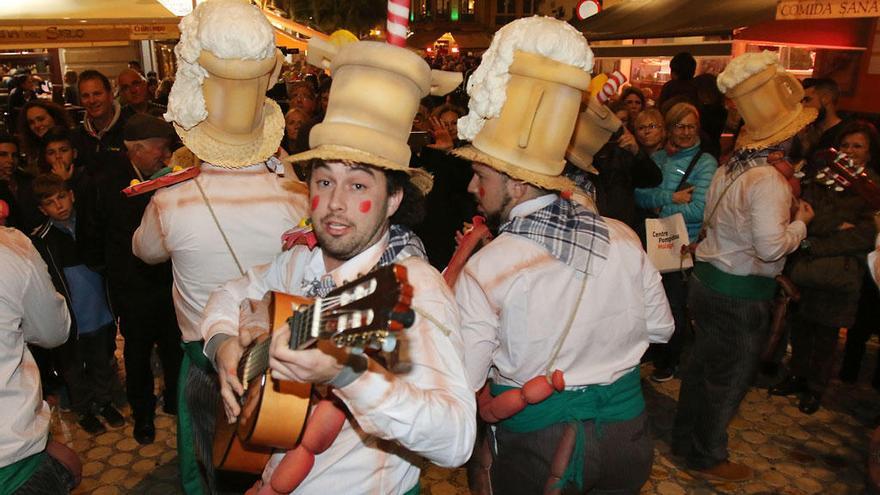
[79,114,182,444]
[73,70,134,178]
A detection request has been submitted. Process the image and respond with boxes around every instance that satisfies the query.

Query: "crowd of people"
[0,4,879,495]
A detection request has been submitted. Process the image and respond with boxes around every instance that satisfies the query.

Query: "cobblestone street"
[54,335,878,494]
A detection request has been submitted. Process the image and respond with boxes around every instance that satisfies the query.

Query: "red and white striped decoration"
[386,0,410,47]
[597,70,627,104]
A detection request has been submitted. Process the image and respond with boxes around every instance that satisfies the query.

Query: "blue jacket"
[635,143,718,239]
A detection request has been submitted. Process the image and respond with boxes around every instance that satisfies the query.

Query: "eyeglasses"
[673,123,697,132]
[637,123,661,132]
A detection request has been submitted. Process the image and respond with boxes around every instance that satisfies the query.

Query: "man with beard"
[451,17,673,494]
[200,34,474,494]
[792,78,847,165]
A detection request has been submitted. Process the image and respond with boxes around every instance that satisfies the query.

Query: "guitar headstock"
[813,148,865,192]
[289,264,415,353]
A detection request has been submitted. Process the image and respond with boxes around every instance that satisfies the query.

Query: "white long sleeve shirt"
[0,228,70,467]
[132,163,308,342]
[696,165,806,277]
[200,234,476,494]
[454,197,674,390]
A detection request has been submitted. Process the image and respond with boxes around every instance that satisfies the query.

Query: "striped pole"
[387,0,410,47]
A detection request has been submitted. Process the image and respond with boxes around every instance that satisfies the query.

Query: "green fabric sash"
[694,261,777,300]
[177,341,209,495]
[490,367,644,491]
[403,481,420,495]
[0,450,45,495]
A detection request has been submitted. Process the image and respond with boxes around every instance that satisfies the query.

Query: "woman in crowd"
[635,102,718,382]
[17,101,74,173]
[620,86,647,128]
[834,121,880,388]
[634,108,666,155]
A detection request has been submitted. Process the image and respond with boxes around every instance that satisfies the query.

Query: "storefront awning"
[572,0,778,41]
[0,0,179,25]
[573,0,871,51]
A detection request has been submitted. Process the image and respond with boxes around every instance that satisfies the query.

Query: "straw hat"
[452,50,591,192]
[287,40,459,195]
[718,56,817,151]
[173,51,285,168]
[566,97,622,174]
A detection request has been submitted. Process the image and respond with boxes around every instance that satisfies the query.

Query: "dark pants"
[13,454,75,494]
[789,313,840,395]
[55,324,115,415]
[840,276,880,384]
[118,303,183,420]
[184,359,220,493]
[490,412,653,495]
[673,276,770,469]
[653,270,691,371]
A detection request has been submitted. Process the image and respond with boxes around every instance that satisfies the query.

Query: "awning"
[406,29,492,50]
[574,0,871,52]
[0,0,179,48]
[572,0,777,41]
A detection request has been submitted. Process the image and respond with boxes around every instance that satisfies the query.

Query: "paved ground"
[53,333,879,494]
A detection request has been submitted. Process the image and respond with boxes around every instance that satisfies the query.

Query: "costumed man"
[0,227,80,493]
[131,1,308,492]
[672,52,816,481]
[452,17,674,495]
[200,35,475,494]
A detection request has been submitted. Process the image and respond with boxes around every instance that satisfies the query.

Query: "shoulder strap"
[194,177,245,277]
[703,167,749,232]
[677,151,703,190]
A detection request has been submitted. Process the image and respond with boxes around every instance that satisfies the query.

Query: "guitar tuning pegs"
[381,334,397,353]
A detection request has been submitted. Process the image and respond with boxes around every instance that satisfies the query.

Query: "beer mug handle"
[306,38,338,71]
[777,71,804,108]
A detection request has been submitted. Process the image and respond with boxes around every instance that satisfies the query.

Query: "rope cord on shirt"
[543,269,589,378]
[412,306,451,337]
[194,177,245,277]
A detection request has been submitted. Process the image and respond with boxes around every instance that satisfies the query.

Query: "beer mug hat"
[717,51,817,151]
[452,16,594,193]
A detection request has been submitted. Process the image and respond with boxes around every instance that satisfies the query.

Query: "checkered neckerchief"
[303,224,427,297]
[726,142,786,177]
[500,197,610,275]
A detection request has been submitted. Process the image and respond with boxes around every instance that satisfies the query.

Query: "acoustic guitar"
[213,264,416,473]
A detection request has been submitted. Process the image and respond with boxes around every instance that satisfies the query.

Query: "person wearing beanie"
[78,113,183,447]
[452,17,673,494]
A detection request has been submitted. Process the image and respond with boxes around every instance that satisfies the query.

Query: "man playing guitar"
[200,38,475,494]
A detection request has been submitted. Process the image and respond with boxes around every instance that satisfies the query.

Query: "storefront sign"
[777,0,880,20]
[0,24,179,47]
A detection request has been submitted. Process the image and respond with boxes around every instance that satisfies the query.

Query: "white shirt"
[455,196,674,390]
[870,233,880,289]
[132,163,308,342]
[200,233,476,494]
[0,228,70,466]
[696,165,806,277]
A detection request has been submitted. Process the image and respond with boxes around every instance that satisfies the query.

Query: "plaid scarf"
[303,224,427,297]
[726,141,787,177]
[500,198,610,275]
